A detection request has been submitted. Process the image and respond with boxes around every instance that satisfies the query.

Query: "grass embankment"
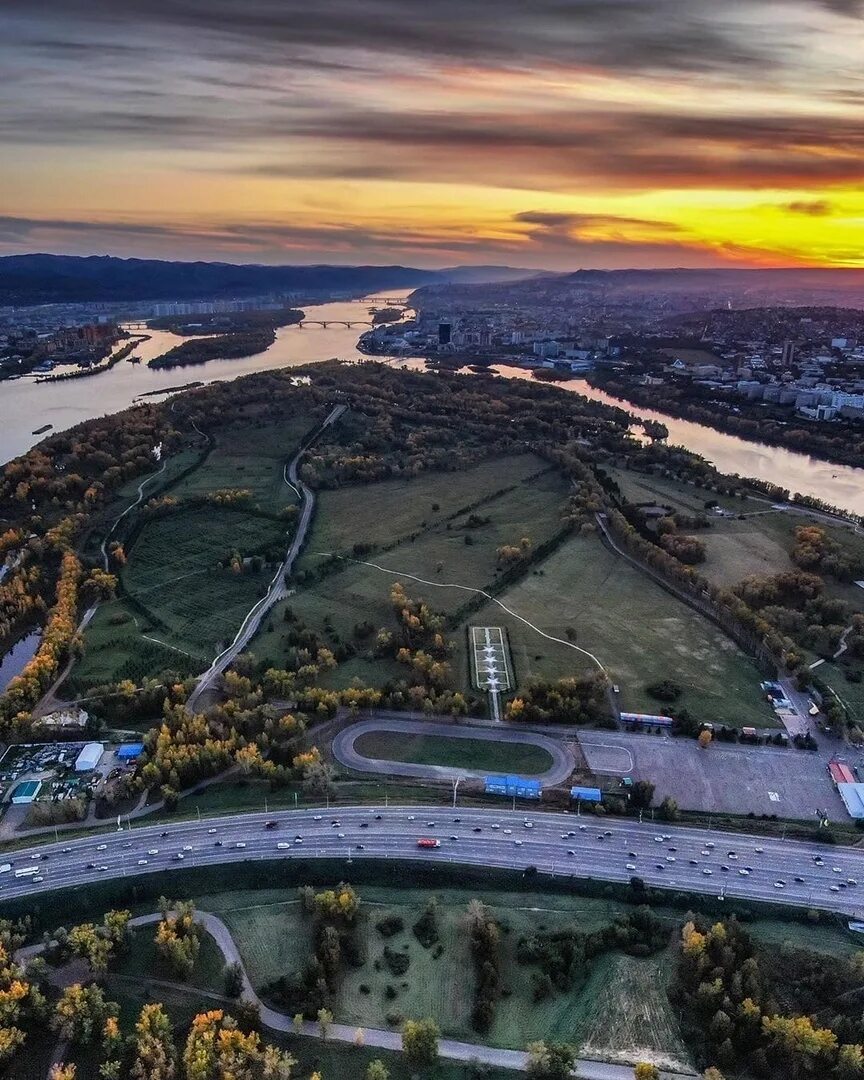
[352,730,555,775]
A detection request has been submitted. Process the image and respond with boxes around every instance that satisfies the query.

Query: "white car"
[407,816,415,821]
[654,836,664,843]
[774,881,785,889]
[276,842,290,850]
[137,859,148,866]
[148,849,159,856]
[503,829,513,835]
[174,853,184,861]
[848,878,858,886]
[705,841,715,849]
[738,869,750,876]
[235,842,246,849]
[561,834,569,839]
[702,868,713,876]
[626,863,636,870]
[98,865,108,872]
[514,839,523,846]
[96,844,107,851]
[666,856,676,862]
[727,853,738,860]
[523,821,533,829]
[208,828,217,834]
[700,849,710,856]
[833,867,842,873]
[313,815,323,821]
[491,824,500,830]
[579,825,587,831]
[337,833,345,839]
[33,876,43,883]
[183,845,193,852]
[831,884,841,892]
[755,846,764,853]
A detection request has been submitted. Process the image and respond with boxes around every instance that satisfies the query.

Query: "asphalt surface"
[333,717,576,784]
[578,730,849,821]
[2,804,864,918]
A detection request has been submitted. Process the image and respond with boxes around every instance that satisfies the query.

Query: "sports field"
[351,729,554,775]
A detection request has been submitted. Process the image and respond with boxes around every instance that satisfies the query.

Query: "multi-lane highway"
[1,805,864,917]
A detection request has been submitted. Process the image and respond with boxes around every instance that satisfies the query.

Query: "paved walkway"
[333,716,576,785]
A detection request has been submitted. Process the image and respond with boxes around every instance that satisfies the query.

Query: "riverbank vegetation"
[147,308,303,369]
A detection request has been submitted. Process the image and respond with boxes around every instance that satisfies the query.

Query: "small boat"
[31,424,53,435]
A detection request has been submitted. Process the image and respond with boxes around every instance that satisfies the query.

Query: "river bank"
[4,293,864,517]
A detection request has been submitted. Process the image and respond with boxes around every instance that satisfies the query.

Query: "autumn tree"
[525,1041,576,1080]
[130,1003,176,1080]
[402,1018,439,1067]
[154,900,200,980]
[52,984,118,1045]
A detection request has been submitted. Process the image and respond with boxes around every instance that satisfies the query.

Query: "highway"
[2,805,864,918]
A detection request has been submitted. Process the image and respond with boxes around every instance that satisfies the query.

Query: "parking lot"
[578,730,848,821]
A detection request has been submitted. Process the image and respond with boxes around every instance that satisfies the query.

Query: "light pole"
[452,778,461,809]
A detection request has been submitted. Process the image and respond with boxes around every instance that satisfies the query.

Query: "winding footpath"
[19,910,687,1080]
[186,404,345,710]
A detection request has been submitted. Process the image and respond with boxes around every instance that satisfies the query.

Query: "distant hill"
[0,254,545,306]
[436,265,546,284]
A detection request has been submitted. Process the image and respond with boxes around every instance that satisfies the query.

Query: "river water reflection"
[2,294,863,515]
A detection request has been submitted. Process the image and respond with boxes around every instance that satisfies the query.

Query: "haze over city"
[3,0,864,269]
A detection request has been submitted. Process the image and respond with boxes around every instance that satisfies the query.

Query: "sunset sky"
[2,0,864,269]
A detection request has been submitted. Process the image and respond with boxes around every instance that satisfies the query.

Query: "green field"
[352,730,555,775]
[465,532,775,727]
[188,884,701,1068]
[250,455,572,681]
[168,417,315,510]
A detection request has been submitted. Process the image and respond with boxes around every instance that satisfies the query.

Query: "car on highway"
[626,863,636,870]
[183,845,193,852]
[174,853,184,861]
[208,829,217,834]
[849,878,858,885]
[96,844,107,851]
[86,862,95,870]
[739,869,750,876]
[337,833,345,839]
[265,821,278,830]
[473,827,482,833]
[703,869,713,875]
[567,850,576,856]
[774,881,785,889]
[655,864,664,870]
[137,859,148,866]
[277,843,290,850]
[235,842,246,849]
[417,838,439,849]
[831,885,841,892]
[214,841,223,847]
[514,839,523,846]
[359,822,369,828]
[313,815,322,821]
[148,849,159,856]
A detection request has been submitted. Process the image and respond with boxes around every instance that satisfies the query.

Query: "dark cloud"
[783,199,835,216]
[2,1,783,74]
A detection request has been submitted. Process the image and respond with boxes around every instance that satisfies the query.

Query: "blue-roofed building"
[116,743,144,761]
[484,775,541,799]
[570,786,602,803]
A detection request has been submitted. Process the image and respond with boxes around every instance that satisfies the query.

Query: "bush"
[382,946,410,976]
[375,915,405,938]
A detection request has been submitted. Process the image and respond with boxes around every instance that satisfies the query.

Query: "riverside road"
[2,805,864,916]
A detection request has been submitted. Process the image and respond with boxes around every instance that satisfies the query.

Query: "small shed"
[10,779,41,805]
[570,786,602,803]
[838,783,864,819]
[75,742,104,773]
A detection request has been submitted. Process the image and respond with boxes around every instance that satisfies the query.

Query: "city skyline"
[2,0,863,269]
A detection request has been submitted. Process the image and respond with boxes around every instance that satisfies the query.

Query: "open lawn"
[352,730,554,775]
[464,532,775,727]
[250,457,572,682]
[193,883,692,1066]
[75,506,289,686]
[169,416,316,510]
[299,453,552,562]
[352,725,550,777]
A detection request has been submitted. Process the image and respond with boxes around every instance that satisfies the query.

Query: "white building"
[74,742,104,773]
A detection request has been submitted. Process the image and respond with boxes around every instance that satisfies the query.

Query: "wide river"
[2,290,863,515]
